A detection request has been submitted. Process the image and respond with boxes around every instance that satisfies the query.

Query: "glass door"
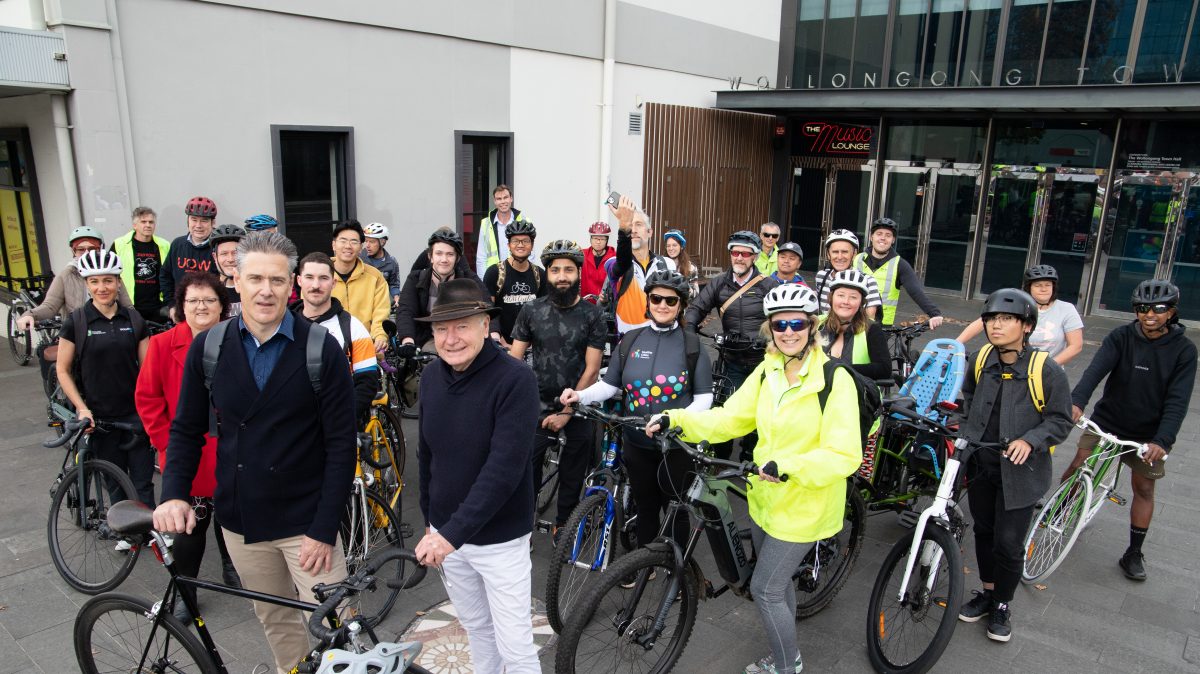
[1091,174,1178,315]
[979,168,1042,296]
[1038,172,1101,304]
[1170,181,1200,322]
[880,166,929,265]
[925,167,981,294]
[789,166,829,274]
[831,166,873,242]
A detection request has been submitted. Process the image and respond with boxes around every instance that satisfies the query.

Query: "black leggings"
[622,432,695,547]
[966,451,1035,603]
[172,503,235,604]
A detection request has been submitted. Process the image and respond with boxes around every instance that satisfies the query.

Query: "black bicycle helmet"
[540,239,585,267]
[871,217,898,234]
[427,227,463,255]
[1022,264,1059,302]
[644,270,690,300]
[727,230,762,254]
[1131,279,1180,306]
[505,220,537,240]
[981,288,1039,333]
[210,223,245,246]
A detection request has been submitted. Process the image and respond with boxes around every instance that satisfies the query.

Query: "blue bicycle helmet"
[244,214,278,231]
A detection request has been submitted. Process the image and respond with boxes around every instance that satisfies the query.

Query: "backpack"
[200,318,329,436]
[759,358,882,449]
[66,305,146,396]
[494,258,544,296]
[618,326,700,395]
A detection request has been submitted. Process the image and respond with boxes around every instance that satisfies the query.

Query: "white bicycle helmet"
[363,222,389,239]
[827,269,871,298]
[69,226,104,246]
[763,284,819,316]
[75,249,122,277]
[315,641,421,674]
[825,228,859,250]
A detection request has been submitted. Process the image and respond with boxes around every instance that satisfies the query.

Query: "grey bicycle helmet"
[314,641,422,674]
[427,227,463,255]
[505,220,537,240]
[777,241,803,260]
[827,269,871,299]
[981,288,1038,332]
[69,226,104,246]
[644,269,690,300]
[540,239,585,267]
[727,230,762,254]
[210,224,245,246]
[1131,279,1180,306]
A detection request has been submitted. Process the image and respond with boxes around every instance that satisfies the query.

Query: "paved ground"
[0,293,1198,673]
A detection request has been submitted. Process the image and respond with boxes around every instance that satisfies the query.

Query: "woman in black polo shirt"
[56,249,154,508]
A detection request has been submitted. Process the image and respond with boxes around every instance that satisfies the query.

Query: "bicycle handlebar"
[883,321,930,338]
[35,319,62,331]
[306,547,426,642]
[42,418,144,449]
[1076,416,1154,460]
[883,396,1006,456]
[572,404,645,429]
[657,428,788,482]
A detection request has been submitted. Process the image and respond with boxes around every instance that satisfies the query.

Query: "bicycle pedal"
[535,520,553,534]
[1108,494,1127,507]
[896,510,920,529]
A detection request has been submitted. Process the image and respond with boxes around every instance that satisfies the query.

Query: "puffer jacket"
[331,259,391,344]
[29,263,132,321]
[684,267,778,361]
[668,347,861,543]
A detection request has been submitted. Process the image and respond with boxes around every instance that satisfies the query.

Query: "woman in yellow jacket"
[647,284,861,674]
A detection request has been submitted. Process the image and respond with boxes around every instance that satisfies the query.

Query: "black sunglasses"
[761,232,780,238]
[770,318,809,333]
[1134,303,1172,315]
[648,293,680,307]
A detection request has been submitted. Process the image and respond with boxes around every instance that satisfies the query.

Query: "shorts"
[1077,430,1165,481]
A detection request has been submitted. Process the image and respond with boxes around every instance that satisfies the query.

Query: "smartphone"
[605,191,621,207]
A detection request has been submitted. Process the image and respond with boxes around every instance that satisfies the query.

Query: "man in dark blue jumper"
[414,278,541,674]
[153,231,356,674]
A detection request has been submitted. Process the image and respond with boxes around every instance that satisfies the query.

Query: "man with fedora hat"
[414,278,541,674]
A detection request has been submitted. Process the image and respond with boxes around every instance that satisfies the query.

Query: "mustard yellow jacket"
[331,259,391,343]
[669,347,861,543]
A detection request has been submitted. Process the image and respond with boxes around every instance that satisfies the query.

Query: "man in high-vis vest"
[853,217,944,329]
[112,206,170,319]
[475,184,529,276]
[754,221,780,277]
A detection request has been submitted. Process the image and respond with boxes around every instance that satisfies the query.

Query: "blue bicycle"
[544,403,643,634]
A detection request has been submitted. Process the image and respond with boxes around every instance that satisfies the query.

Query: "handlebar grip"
[306,589,346,641]
[43,418,89,447]
[761,461,789,482]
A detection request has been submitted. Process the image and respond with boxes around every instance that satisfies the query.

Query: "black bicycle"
[882,321,930,388]
[3,273,52,365]
[382,320,437,419]
[700,330,765,405]
[73,500,432,673]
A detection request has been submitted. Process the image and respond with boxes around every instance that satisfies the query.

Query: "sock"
[1129,526,1148,553]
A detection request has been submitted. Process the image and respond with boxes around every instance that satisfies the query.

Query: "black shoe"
[958,589,994,623]
[221,559,243,589]
[987,602,1012,642]
[172,599,193,625]
[1119,549,1147,581]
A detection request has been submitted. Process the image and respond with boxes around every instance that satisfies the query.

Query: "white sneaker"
[114,539,133,553]
[744,653,803,674]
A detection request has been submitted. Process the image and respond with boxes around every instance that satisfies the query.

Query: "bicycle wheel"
[340,487,405,626]
[8,302,32,366]
[75,592,216,674]
[398,364,421,419]
[796,478,866,619]
[373,405,407,503]
[866,523,963,674]
[546,492,612,634]
[48,460,141,594]
[1021,475,1093,583]
[556,547,698,674]
[536,443,561,516]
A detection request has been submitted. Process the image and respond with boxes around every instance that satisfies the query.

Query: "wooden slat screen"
[642,103,774,271]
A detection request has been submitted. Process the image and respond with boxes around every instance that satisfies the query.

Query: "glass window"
[993,120,1115,168]
[853,0,890,87]
[793,0,825,88]
[1001,0,1049,87]
[886,122,987,163]
[278,130,350,258]
[1184,5,1200,81]
[824,0,857,87]
[923,0,966,86]
[1039,0,1092,85]
[1132,0,1194,83]
[890,0,929,87]
[959,0,1004,86]
[1081,0,1139,84]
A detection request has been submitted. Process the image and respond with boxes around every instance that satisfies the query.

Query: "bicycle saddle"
[107,500,155,536]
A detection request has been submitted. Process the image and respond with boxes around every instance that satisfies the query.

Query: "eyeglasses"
[983,313,1020,326]
[648,293,680,307]
[72,245,99,254]
[770,318,809,333]
[761,232,780,239]
[334,237,362,246]
[1134,303,1172,315]
[184,297,220,306]
[729,250,755,259]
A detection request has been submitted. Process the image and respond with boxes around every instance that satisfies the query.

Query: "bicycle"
[73,500,432,674]
[44,418,144,594]
[544,402,643,634]
[3,273,52,365]
[700,330,766,405]
[535,417,566,518]
[360,385,408,513]
[1021,416,1153,583]
[882,321,930,388]
[864,396,1005,674]
[382,320,438,419]
[341,432,409,626]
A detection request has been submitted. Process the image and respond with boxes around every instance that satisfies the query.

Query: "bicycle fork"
[896,457,962,602]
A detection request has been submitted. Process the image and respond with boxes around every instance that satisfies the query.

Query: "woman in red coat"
[135,272,240,619]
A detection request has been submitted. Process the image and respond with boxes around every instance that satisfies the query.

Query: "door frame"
[785,157,875,270]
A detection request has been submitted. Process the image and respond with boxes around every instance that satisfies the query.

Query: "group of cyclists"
[15,185,1196,674]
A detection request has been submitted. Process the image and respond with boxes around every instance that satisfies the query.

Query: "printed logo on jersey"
[631,349,653,360]
[624,372,688,411]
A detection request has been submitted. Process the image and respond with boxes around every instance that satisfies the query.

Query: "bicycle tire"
[617,484,638,552]
[374,405,407,495]
[1021,475,1093,583]
[546,492,612,634]
[48,460,141,594]
[8,302,32,366]
[340,487,404,626]
[556,546,698,674]
[866,523,963,674]
[536,444,561,516]
[795,477,866,619]
[75,592,217,674]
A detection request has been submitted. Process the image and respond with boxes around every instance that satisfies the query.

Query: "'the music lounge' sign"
[796,121,876,158]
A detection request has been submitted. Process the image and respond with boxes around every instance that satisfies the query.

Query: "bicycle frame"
[894,443,965,602]
[1055,418,1151,530]
[569,426,625,572]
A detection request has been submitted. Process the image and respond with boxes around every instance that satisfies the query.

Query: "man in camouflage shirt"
[511,240,606,535]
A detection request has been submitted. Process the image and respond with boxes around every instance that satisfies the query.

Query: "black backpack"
[761,358,881,448]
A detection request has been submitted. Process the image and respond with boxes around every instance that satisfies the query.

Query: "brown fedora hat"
[415,278,500,322]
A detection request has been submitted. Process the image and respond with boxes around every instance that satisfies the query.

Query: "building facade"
[718,0,1200,323]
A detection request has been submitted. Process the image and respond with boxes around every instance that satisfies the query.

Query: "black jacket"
[1072,322,1198,450]
[685,268,778,361]
[159,235,217,307]
[395,267,487,345]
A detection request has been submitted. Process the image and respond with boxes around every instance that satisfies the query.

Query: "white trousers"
[438,532,540,674]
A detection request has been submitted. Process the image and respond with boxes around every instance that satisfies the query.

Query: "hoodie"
[289,297,380,419]
[159,234,216,307]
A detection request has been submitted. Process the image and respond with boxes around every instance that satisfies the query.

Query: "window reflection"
[923,0,965,86]
[1132,0,1193,83]
[793,0,824,89]
[1081,0,1138,84]
[1185,5,1200,82]
[1002,0,1049,87]
[825,0,857,87]
[959,0,1003,86]
[853,0,890,87]
[1040,0,1091,85]
[890,0,928,87]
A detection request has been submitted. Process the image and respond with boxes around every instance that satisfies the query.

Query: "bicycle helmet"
[505,220,536,240]
[363,222,389,240]
[764,284,819,316]
[75,249,122,277]
[314,641,421,674]
[427,227,463,255]
[827,269,871,299]
[981,288,1038,331]
[871,217,898,234]
[540,239,585,267]
[727,230,762,254]
[588,221,612,236]
[1131,279,1180,306]
[644,269,690,299]
[664,229,688,248]
[825,229,859,250]
[210,224,245,246]
[68,226,104,246]
[243,214,278,231]
[184,196,218,219]
[1023,264,1058,285]
[777,241,803,260]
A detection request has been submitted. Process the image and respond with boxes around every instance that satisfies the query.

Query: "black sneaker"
[1119,549,1147,581]
[958,589,994,623]
[987,602,1012,642]
[221,559,242,589]
[172,599,193,625]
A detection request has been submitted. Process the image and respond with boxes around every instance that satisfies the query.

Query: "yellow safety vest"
[111,230,170,302]
[479,211,527,272]
[854,253,901,326]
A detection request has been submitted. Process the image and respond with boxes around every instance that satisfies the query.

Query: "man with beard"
[397,227,487,353]
[483,220,546,345]
[607,195,675,335]
[510,240,605,536]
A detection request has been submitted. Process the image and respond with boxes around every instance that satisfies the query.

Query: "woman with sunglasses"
[646,284,861,674]
[956,265,1083,365]
[662,229,698,298]
[819,269,890,381]
[135,272,243,620]
[16,226,133,331]
[560,270,712,551]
